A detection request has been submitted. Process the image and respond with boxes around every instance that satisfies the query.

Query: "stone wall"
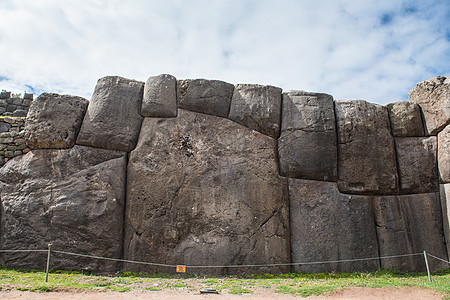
[0,117,29,166]
[0,74,449,274]
[0,91,33,117]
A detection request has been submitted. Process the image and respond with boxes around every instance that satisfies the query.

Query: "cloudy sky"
[0,0,449,104]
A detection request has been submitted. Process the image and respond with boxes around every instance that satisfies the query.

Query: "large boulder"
[24,93,88,149]
[438,125,450,183]
[373,193,448,272]
[441,184,450,257]
[0,146,126,272]
[76,76,144,152]
[124,109,290,274]
[228,84,282,138]
[278,91,337,181]
[141,74,177,117]
[395,137,438,193]
[409,76,450,135]
[335,100,398,194]
[177,79,234,118]
[385,101,425,137]
[289,179,379,273]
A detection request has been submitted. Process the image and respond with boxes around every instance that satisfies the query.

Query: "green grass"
[0,267,448,297]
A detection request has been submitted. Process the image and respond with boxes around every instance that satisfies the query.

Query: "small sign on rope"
[176,265,186,273]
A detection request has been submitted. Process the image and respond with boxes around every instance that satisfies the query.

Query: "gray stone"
[23,99,32,106]
[24,93,88,149]
[12,150,22,157]
[14,138,26,144]
[395,137,438,193]
[0,122,10,133]
[0,144,7,150]
[0,91,10,99]
[0,99,6,107]
[12,110,27,117]
[409,76,450,135]
[228,84,282,138]
[0,132,9,138]
[0,138,13,144]
[141,74,177,117]
[23,93,33,100]
[0,146,126,272]
[6,104,16,112]
[440,184,450,258]
[289,179,379,273]
[17,144,27,150]
[2,117,14,124]
[4,151,13,158]
[76,76,144,152]
[124,109,290,274]
[3,112,12,117]
[7,145,17,151]
[385,101,425,137]
[374,193,448,272]
[278,91,337,181]
[438,125,450,183]
[12,98,22,106]
[0,156,4,166]
[335,100,398,194]
[177,79,234,118]
[0,107,6,114]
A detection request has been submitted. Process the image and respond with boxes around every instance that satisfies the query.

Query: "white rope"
[426,253,450,264]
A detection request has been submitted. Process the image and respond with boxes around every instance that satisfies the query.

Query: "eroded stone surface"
[0,146,126,272]
[177,79,234,117]
[278,91,337,181]
[228,84,282,138]
[142,74,177,117]
[289,179,379,273]
[24,93,88,149]
[335,100,398,194]
[374,193,448,272]
[395,137,438,193]
[409,76,450,135]
[385,101,424,137]
[76,76,144,151]
[440,184,450,257]
[124,109,290,274]
[438,125,450,183]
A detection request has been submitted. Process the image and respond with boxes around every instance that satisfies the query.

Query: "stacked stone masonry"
[0,117,29,167]
[0,74,449,274]
[0,91,33,117]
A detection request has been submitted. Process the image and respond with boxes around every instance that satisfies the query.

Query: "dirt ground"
[0,287,447,299]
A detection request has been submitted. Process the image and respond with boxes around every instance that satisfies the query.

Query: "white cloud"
[0,0,449,104]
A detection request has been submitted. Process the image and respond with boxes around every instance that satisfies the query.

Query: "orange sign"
[176,265,186,273]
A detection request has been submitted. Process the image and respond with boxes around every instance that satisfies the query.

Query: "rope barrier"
[426,253,450,264]
[0,248,426,269]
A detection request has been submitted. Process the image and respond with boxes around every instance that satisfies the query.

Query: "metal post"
[423,250,431,283]
[45,243,52,283]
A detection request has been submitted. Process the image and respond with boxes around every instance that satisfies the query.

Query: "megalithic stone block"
[0,146,127,272]
[177,79,234,118]
[228,84,282,138]
[374,193,448,272]
[289,178,379,273]
[278,91,337,181]
[76,76,144,152]
[438,125,450,183]
[395,137,438,193]
[24,93,88,149]
[409,76,450,135]
[385,101,425,137]
[441,184,450,258]
[142,74,177,117]
[335,100,398,194]
[124,109,290,274]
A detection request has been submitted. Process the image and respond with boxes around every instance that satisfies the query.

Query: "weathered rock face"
[24,93,88,149]
[278,91,337,181]
[177,79,234,118]
[438,125,450,183]
[373,193,448,272]
[76,76,144,152]
[395,137,438,193]
[409,76,450,135]
[335,100,398,194]
[440,184,450,256]
[228,84,282,138]
[142,74,177,117]
[124,109,290,274]
[0,146,126,272]
[385,101,425,137]
[289,179,379,273]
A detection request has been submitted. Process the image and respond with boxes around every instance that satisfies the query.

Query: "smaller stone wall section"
[0,91,33,117]
[0,117,29,167]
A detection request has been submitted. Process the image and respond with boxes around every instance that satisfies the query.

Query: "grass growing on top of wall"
[0,267,449,297]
